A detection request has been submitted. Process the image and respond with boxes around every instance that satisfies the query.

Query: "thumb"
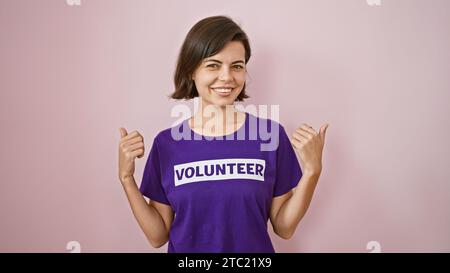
[319,123,329,141]
[119,127,128,138]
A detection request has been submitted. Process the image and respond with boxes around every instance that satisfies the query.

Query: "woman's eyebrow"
[204,59,245,64]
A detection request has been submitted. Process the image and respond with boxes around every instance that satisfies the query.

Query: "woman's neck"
[190,99,243,136]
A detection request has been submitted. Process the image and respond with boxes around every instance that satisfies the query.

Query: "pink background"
[1,0,449,252]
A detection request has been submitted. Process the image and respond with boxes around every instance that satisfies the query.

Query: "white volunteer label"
[174,158,266,186]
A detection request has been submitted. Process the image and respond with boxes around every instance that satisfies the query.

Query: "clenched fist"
[118,127,145,184]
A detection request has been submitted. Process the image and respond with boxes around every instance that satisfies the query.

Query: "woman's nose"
[218,67,232,81]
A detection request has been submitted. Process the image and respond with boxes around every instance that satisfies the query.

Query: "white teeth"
[212,88,233,93]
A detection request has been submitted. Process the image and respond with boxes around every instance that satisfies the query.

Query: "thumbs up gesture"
[291,123,329,176]
[118,127,145,184]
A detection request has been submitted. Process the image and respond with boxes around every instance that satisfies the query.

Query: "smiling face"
[191,41,247,108]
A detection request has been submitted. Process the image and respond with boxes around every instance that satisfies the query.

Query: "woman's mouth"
[210,87,235,97]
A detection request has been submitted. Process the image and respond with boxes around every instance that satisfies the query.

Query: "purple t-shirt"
[139,112,302,253]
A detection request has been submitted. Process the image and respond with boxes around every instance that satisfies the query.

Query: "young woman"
[118,15,329,253]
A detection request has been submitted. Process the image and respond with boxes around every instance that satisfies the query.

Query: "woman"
[118,15,329,253]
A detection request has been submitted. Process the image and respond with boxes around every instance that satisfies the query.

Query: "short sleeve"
[139,137,170,205]
[273,125,303,197]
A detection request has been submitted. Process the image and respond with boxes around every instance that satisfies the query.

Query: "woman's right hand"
[118,127,145,184]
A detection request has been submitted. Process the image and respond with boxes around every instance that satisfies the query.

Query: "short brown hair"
[171,15,251,101]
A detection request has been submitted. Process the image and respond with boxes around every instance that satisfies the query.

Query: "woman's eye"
[206,64,244,69]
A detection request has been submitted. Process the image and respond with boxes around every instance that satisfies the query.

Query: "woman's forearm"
[121,176,169,248]
[275,171,320,239]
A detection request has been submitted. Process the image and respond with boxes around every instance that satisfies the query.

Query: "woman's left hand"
[291,123,329,176]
